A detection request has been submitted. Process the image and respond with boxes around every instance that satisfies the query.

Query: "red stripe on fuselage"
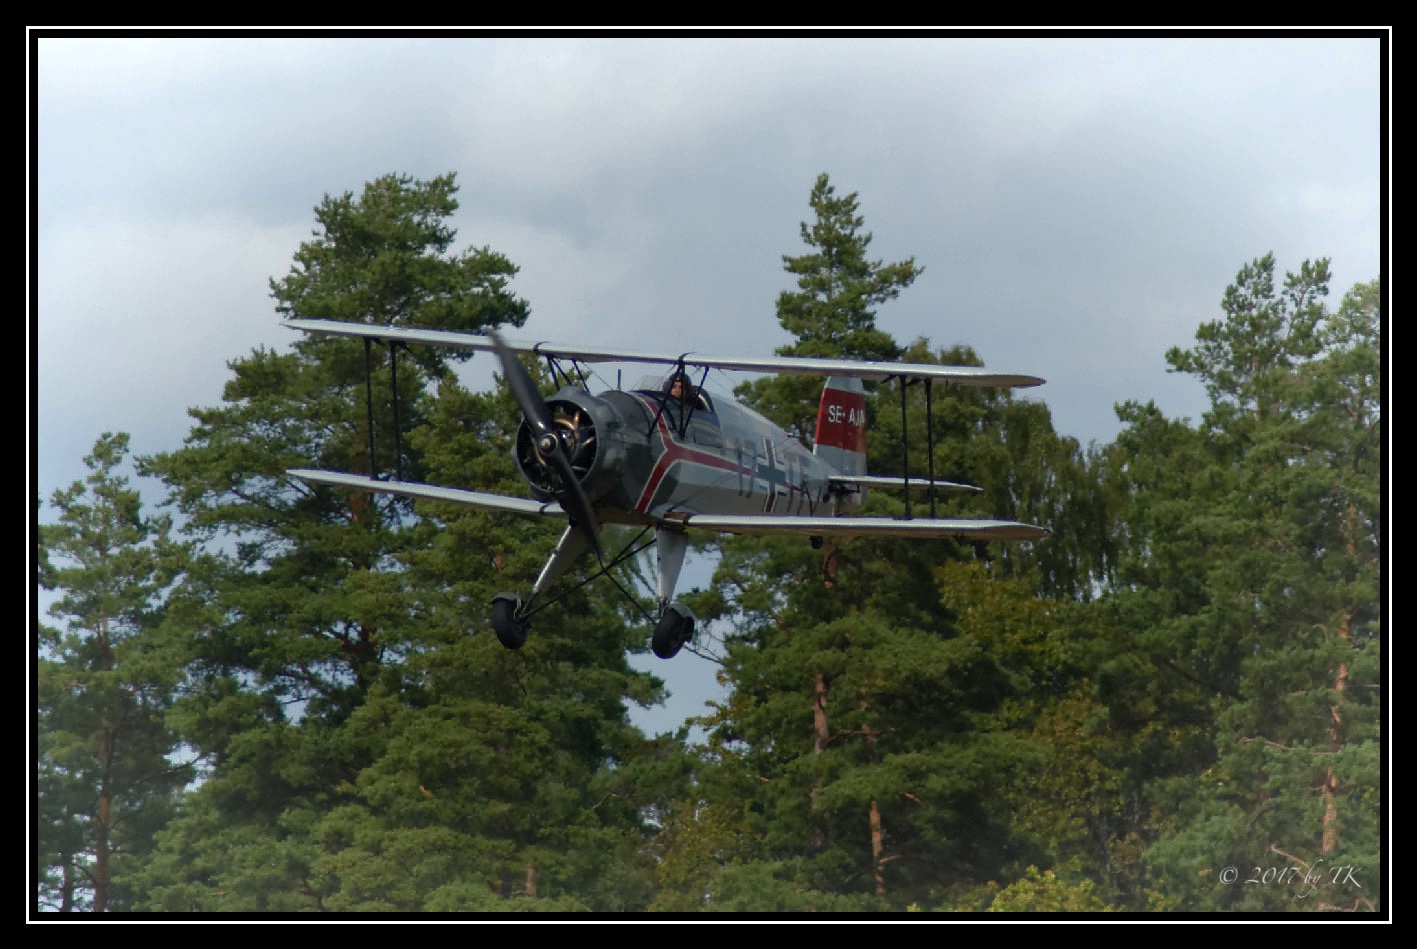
[632,397,803,513]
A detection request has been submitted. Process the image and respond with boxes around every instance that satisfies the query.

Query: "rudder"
[813,376,867,476]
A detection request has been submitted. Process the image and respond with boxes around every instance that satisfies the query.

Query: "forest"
[35,171,1383,914]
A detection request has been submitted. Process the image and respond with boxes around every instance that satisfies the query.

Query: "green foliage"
[671,174,1088,912]
[37,434,194,912]
[1166,253,1329,427]
[1097,260,1382,913]
[776,173,918,362]
[983,865,1114,913]
[271,172,529,342]
[866,339,1110,599]
[737,172,920,439]
[128,173,669,912]
[41,167,1382,915]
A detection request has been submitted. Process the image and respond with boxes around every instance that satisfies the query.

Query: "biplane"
[283,319,1049,659]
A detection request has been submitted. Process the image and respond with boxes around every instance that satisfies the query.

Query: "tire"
[490,594,529,650]
[652,603,694,659]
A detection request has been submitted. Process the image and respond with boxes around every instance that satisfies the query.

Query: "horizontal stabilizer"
[828,474,981,493]
[287,469,567,518]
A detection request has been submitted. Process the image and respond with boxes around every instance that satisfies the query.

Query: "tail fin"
[813,376,867,476]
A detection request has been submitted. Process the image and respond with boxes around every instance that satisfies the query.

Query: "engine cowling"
[513,388,630,504]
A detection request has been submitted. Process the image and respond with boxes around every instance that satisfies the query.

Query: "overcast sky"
[31,32,1387,732]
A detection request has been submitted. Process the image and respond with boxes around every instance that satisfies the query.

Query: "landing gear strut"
[652,601,695,659]
[486,525,696,659]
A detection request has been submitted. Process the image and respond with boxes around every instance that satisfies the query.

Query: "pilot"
[667,372,693,402]
[666,371,712,413]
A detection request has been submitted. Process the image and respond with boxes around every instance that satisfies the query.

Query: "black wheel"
[490,593,530,650]
[652,602,695,659]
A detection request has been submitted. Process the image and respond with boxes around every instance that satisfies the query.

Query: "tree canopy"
[34,172,1383,916]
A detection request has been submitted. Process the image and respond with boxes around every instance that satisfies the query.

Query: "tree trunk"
[94,730,112,913]
[862,683,885,898]
[809,672,830,848]
[869,799,885,897]
[60,859,75,913]
[1321,504,1359,855]
[93,617,114,913]
[813,672,830,756]
[1322,613,1351,855]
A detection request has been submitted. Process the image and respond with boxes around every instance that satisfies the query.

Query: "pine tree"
[1099,259,1381,912]
[132,173,676,910]
[668,175,1075,910]
[736,172,920,441]
[37,433,192,912]
[137,173,528,755]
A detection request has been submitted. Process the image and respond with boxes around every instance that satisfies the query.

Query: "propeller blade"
[490,330,554,437]
[489,330,603,562]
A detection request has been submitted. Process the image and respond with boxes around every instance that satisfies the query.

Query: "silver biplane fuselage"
[533,383,843,526]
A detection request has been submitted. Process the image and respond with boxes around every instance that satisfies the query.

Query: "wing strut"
[390,340,404,482]
[899,377,911,519]
[541,352,593,392]
[925,378,936,518]
[361,336,406,481]
[898,376,941,518]
[364,338,377,477]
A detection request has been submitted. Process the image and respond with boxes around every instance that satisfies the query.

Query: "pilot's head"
[668,373,691,399]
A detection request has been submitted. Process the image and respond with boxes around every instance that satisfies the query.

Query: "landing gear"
[490,593,530,650]
[652,601,695,659]
[488,525,696,657]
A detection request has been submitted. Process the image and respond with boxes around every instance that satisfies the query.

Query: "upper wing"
[283,319,1044,388]
[668,513,1050,542]
[288,469,567,518]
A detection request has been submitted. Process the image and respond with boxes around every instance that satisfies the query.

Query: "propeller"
[489,331,603,563]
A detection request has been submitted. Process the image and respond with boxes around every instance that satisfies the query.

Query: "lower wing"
[288,469,1047,541]
[671,513,1049,542]
[287,469,566,518]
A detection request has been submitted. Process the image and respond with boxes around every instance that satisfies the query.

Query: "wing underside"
[283,318,1044,388]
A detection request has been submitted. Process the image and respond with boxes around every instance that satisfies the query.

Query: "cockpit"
[634,372,714,414]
